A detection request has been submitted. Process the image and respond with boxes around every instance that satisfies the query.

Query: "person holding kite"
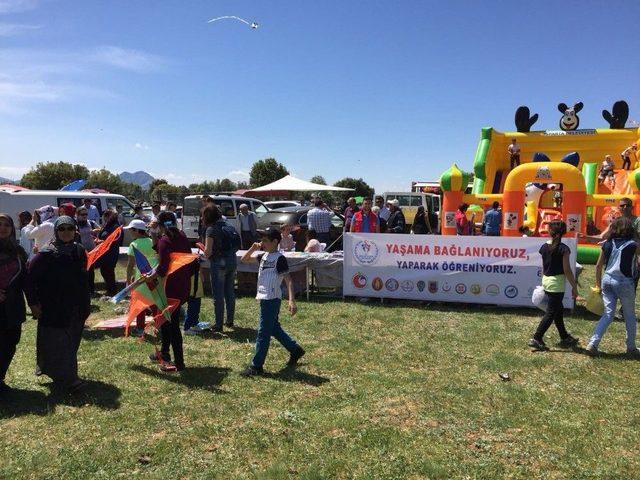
[145,211,194,372]
[125,219,158,335]
[26,216,91,393]
[95,210,123,296]
[0,214,30,394]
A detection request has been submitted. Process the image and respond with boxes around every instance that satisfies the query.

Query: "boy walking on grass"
[240,227,305,376]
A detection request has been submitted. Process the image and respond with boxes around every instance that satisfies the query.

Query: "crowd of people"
[2,191,640,395]
[0,197,308,392]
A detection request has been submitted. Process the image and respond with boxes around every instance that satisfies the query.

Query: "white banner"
[343,233,577,308]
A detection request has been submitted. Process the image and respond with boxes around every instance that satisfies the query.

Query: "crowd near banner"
[343,233,577,308]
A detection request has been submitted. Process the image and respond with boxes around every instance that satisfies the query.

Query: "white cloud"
[0,46,163,113]
[0,165,29,177]
[134,142,149,150]
[0,23,40,36]
[226,169,250,180]
[91,46,166,73]
[0,0,39,14]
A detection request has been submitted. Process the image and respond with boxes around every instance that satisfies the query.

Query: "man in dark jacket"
[387,199,406,233]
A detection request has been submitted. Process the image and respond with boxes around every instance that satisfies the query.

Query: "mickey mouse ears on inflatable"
[515,100,631,131]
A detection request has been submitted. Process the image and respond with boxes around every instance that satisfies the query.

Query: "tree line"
[18,158,375,205]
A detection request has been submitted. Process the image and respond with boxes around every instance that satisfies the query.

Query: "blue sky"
[0,0,638,192]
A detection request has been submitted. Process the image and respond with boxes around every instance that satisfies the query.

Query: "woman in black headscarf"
[0,214,29,393]
[96,210,122,296]
[411,206,431,235]
[26,216,91,392]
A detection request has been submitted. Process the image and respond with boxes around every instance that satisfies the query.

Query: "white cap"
[124,219,148,230]
[390,199,400,207]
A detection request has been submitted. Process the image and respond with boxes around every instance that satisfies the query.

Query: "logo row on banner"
[343,233,577,308]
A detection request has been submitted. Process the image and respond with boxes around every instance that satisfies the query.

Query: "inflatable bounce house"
[439,101,640,263]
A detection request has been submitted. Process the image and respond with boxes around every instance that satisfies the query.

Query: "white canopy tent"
[245,175,354,196]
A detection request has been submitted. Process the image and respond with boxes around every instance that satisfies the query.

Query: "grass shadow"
[130,365,230,393]
[0,379,121,418]
[219,325,258,343]
[264,366,330,387]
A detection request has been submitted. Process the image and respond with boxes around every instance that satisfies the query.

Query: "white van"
[382,192,441,233]
[182,194,270,242]
[0,189,136,228]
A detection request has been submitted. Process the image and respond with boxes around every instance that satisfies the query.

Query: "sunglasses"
[57,226,75,232]
[620,204,632,208]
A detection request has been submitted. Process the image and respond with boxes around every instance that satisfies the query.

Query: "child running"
[125,219,158,335]
[240,227,305,376]
[528,220,579,350]
[586,217,640,356]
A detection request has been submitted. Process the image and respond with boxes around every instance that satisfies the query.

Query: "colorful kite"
[86,226,123,271]
[112,246,198,335]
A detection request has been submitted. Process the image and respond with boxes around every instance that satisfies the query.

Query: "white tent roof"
[245,175,354,194]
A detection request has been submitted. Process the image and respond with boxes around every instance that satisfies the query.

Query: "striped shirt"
[256,251,289,300]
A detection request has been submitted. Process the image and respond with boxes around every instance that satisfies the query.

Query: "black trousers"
[0,325,22,382]
[534,291,569,341]
[622,156,631,170]
[160,308,184,369]
[510,154,520,170]
[87,267,95,294]
[100,265,117,296]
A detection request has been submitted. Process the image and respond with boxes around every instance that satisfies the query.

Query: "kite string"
[207,16,251,26]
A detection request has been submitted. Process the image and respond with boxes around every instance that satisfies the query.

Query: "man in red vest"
[349,197,380,233]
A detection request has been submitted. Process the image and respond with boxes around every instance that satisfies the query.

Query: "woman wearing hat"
[0,214,30,393]
[26,216,91,392]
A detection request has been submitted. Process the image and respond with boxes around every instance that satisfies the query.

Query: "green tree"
[310,175,327,185]
[236,180,250,190]
[86,168,123,193]
[120,182,145,203]
[150,183,183,203]
[20,162,89,190]
[332,177,374,204]
[148,179,168,193]
[249,158,289,188]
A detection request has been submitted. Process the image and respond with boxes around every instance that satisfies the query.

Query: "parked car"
[182,194,269,243]
[264,200,300,210]
[256,206,344,251]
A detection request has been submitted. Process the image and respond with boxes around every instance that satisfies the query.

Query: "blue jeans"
[183,297,202,331]
[252,299,298,369]
[210,255,237,329]
[589,274,638,350]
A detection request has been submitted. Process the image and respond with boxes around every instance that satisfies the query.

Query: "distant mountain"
[0,177,15,184]
[119,171,155,189]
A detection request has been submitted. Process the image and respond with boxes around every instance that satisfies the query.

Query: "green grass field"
[2,265,640,479]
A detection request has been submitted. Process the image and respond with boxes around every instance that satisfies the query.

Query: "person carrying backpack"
[203,205,240,333]
[586,216,640,356]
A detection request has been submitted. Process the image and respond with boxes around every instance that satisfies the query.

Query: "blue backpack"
[216,222,241,255]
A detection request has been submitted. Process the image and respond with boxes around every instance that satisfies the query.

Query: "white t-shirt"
[20,225,35,258]
[256,251,289,300]
[508,143,521,155]
[622,147,636,158]
[27,220,55,251]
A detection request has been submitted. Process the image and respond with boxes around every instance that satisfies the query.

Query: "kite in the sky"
[208,16,259,29]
